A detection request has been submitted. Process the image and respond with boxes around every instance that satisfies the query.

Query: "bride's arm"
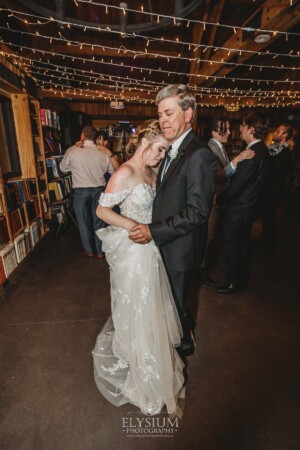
[96,165,137,230]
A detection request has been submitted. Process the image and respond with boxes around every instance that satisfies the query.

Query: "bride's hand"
[129,224,152,244]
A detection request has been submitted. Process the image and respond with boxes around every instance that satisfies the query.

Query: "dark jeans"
[73,186,105,255]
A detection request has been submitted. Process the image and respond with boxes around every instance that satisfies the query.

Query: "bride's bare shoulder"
[106,162,135,193]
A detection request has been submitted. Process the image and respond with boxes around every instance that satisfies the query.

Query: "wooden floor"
[0,196,299,450]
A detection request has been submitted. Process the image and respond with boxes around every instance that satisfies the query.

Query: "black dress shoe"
[199,269,216,286]
[216,283,243,294]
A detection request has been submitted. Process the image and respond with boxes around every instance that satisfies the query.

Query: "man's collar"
[247,139,261,149]
[171,128,192,150]
[211,138,223,151]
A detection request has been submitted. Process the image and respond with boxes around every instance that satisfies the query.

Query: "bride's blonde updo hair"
[125,119,162,160]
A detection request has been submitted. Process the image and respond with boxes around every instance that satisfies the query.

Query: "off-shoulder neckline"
[103,183,155,195]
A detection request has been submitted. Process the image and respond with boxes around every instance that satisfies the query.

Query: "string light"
[4,47,300,100]
[1,8,299,59]
[0,27,298,73]
[73,1,300,38]
[1,6,298,107]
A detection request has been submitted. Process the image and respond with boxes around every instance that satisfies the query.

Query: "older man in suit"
[201,118,255,285]
[129,84,216,356]
[217,112,270,293]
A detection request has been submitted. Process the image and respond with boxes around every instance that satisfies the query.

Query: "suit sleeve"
[218,162,234,180]
[149,147,216,246]
[226,158,258,200]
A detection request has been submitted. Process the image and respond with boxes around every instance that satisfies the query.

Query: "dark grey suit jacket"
[149,130,216,271]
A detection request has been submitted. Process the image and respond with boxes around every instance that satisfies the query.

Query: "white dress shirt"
[60,140,113,188]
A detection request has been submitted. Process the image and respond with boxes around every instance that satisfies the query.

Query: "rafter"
[191,0,300,87]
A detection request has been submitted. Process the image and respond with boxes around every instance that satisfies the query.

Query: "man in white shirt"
[202,118,254,285]
[60,126,114,259]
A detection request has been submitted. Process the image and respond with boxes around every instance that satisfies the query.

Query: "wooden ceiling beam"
[36,87,299,108]
[189,0,209,84]
[190,0,300,86]
[201,0,226,62]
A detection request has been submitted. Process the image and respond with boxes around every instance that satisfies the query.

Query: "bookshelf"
[29,98,51,222]
[0,92,52,287]
[225,125,243,158]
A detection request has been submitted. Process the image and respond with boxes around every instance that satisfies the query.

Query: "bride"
[92,120,185,417]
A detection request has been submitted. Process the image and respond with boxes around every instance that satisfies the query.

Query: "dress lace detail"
[99,183,155,224]
[93,183,185,417]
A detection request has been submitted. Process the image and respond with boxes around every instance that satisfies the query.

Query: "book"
[29,221,40,247]
[14,233,27,263]
[26,198,40,223]
[46,110,52,127]
[38,179,47,193]
[0,257,7,286]
[30,118,39,136]
[33,140,41,156]
[9,208,24,236]
[0,216,10,245]
[40,109,47,126]
[0,243,18,277]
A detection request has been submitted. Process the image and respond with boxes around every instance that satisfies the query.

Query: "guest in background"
[95,131,120,171]
[201,118,255,286]
[258,124,294,253]
[60,126,114,259]
[217,112,269,294]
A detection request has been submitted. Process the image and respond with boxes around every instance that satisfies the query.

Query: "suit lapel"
[156,130,196,196]
[209,139,227,167]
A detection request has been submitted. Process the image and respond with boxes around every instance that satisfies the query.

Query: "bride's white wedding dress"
[93,183,185,416]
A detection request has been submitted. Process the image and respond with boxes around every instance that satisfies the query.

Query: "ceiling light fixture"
[225,105,240,112]
[110,100,125,109]
[254,34,271,44]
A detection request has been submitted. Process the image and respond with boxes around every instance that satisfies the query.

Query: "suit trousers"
[203,206,226,270]
[260,195,281,252]
[73,186,105,255]
[224,213,252,287]
[165,268,194,355]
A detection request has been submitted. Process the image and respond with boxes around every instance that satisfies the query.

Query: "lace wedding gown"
[93,183,185,416]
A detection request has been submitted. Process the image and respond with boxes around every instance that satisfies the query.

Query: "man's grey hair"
[155,84,196,114]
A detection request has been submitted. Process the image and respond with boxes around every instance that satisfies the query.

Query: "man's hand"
[129,224,152,244]
[75,140,84,148]
[232,149,255,167]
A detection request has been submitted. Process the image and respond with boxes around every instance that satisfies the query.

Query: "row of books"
[0,221,43,286]
[9,207,26,236]
[4,180,37,211]
[40,109,60,130]
[44,135,62,155]
[46,156,64,179]
[27,197,40,223]
[48,177,72,202]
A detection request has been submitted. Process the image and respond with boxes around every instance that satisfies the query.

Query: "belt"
[73,186,105,190]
